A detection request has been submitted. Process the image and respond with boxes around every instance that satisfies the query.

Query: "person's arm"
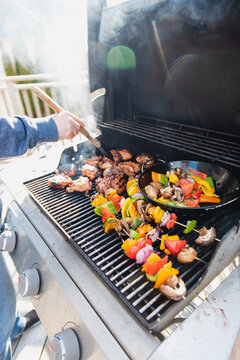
[0,112,84,159]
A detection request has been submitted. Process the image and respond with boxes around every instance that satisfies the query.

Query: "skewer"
[175,221,221,242]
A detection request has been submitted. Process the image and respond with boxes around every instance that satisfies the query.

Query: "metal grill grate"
[24,168,236,332]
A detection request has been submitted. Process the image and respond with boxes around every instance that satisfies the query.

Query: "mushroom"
[136,200,146,215]
[177,245,197,263]
[144,185,158,199]
[150,181,162,194]
[160,185,173,198]
[116,218,133,235]
[160,275,187,301]
[195,226,216,246]
[171,189,184,203]
[175,168,187,179]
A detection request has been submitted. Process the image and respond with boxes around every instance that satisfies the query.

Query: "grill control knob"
[0,230,16,252]
[18,269,40,297]
[49,329,80,360]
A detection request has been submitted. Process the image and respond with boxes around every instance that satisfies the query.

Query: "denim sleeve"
[0,115,59,159]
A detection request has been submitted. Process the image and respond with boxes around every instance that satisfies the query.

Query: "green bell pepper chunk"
[129,229,141,239]
[161,174,168,186]
[166,201,177,206]
[94,201,118,216]
[103,217,118,228]
[127,182,138,195]
[132,196,146,204]
[131,216,142,230]
[175,203,188,208]
[205,177,215,191]
[184,220,197,234]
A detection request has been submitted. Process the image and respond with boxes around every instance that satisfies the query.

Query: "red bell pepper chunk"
[165,213,177,230]
[144,256,169,275]
[184,199,200,207]
[112,196,124,212]
[184,188,202,200]
[189,168,207,179]
[126,238,153,259]
[165,239,187,256]
[179,179,194,197]
[100,208,116,223]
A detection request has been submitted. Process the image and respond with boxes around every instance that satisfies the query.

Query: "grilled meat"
[57,164,77,177]
[83,155,102,167]
[136,154,154,166]
[110,149,133,162]
[103,166,124,179]
[95,177,110,194]
[98,159,114,170]
[110,177,126,195]
[66,176,92,193]
[118,161,141,177]
[48,173,73,189]
[81,164,101,180]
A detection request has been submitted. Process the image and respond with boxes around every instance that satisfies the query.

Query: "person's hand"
[52,111,85,140]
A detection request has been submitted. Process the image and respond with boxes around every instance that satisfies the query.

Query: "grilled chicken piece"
[57,164,77,177]
[110,177,126,195]
[136,154,154,166]
[110,149,133,162]
[83,155,102,167]
[48,173,73,189]
[103,165,124,179]
[81,164,101,180]
[98,159,114,170]
[118,161,141,177]
[66,176,92,193]
[95,177,110,194]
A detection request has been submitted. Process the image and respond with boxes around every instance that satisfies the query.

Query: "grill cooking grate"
[24,169,232,332]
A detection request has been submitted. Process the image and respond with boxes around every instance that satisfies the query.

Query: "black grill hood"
[88,0,240,134]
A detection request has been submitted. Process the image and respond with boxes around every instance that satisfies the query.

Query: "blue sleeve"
[0,115,59,159]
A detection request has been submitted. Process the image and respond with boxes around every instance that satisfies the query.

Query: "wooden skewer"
[32,86,101,150]
[195,257,207,265]
[175,221,221,242]
[182,295,186,300]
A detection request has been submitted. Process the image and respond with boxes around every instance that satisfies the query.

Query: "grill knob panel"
[18,268,40,297]
[50,329,80,360]
[0,230,16,252]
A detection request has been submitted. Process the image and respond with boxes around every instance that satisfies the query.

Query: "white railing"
[0,73,69,117]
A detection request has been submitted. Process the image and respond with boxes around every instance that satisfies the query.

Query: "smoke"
[0,0,96,135]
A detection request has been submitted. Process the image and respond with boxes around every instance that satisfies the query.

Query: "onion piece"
[136,244,153,264]
[147,227,160,242]
[160,211,171,227]
[132,192,144,198]
[120,198,125,209]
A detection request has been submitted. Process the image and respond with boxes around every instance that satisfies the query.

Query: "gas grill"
[1,0,240,359]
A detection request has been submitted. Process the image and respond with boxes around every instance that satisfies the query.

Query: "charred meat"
[136,154,154,167]
[118,161,141,177]
[83,155,102,167]
[57,164,77,177]
[95,177,110,194]
[98,158,114,170]
[110,149,133,162]
[81,164,101,180]
[48,173,73,189]
[66,176,92,193]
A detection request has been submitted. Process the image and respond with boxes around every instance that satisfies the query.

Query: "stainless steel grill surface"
[23,116,240,333]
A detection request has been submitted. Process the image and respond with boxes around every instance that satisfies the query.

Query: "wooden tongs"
[32,86,112,159]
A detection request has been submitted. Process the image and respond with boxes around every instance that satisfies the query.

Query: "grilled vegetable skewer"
[174,221,220,242]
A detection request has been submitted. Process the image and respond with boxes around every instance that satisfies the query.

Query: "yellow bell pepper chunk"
[104,219,120,233]
[121,197,132,219]
[128,185,140,197]
[121,238,138,251]
[91,195,108,207]
[128,202,138,219]
[154,267,179,288]
[155,196,169,204]
[127,179,138,189]
[152,172,162,182]
[153,206,164,224]
[160,234,180,250]
[169,173,179,183]
[137,224,153,237]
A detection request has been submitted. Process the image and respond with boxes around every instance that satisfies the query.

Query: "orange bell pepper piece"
[154,267,179,288]
[121,238,138,251]
[199,194,221,203]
